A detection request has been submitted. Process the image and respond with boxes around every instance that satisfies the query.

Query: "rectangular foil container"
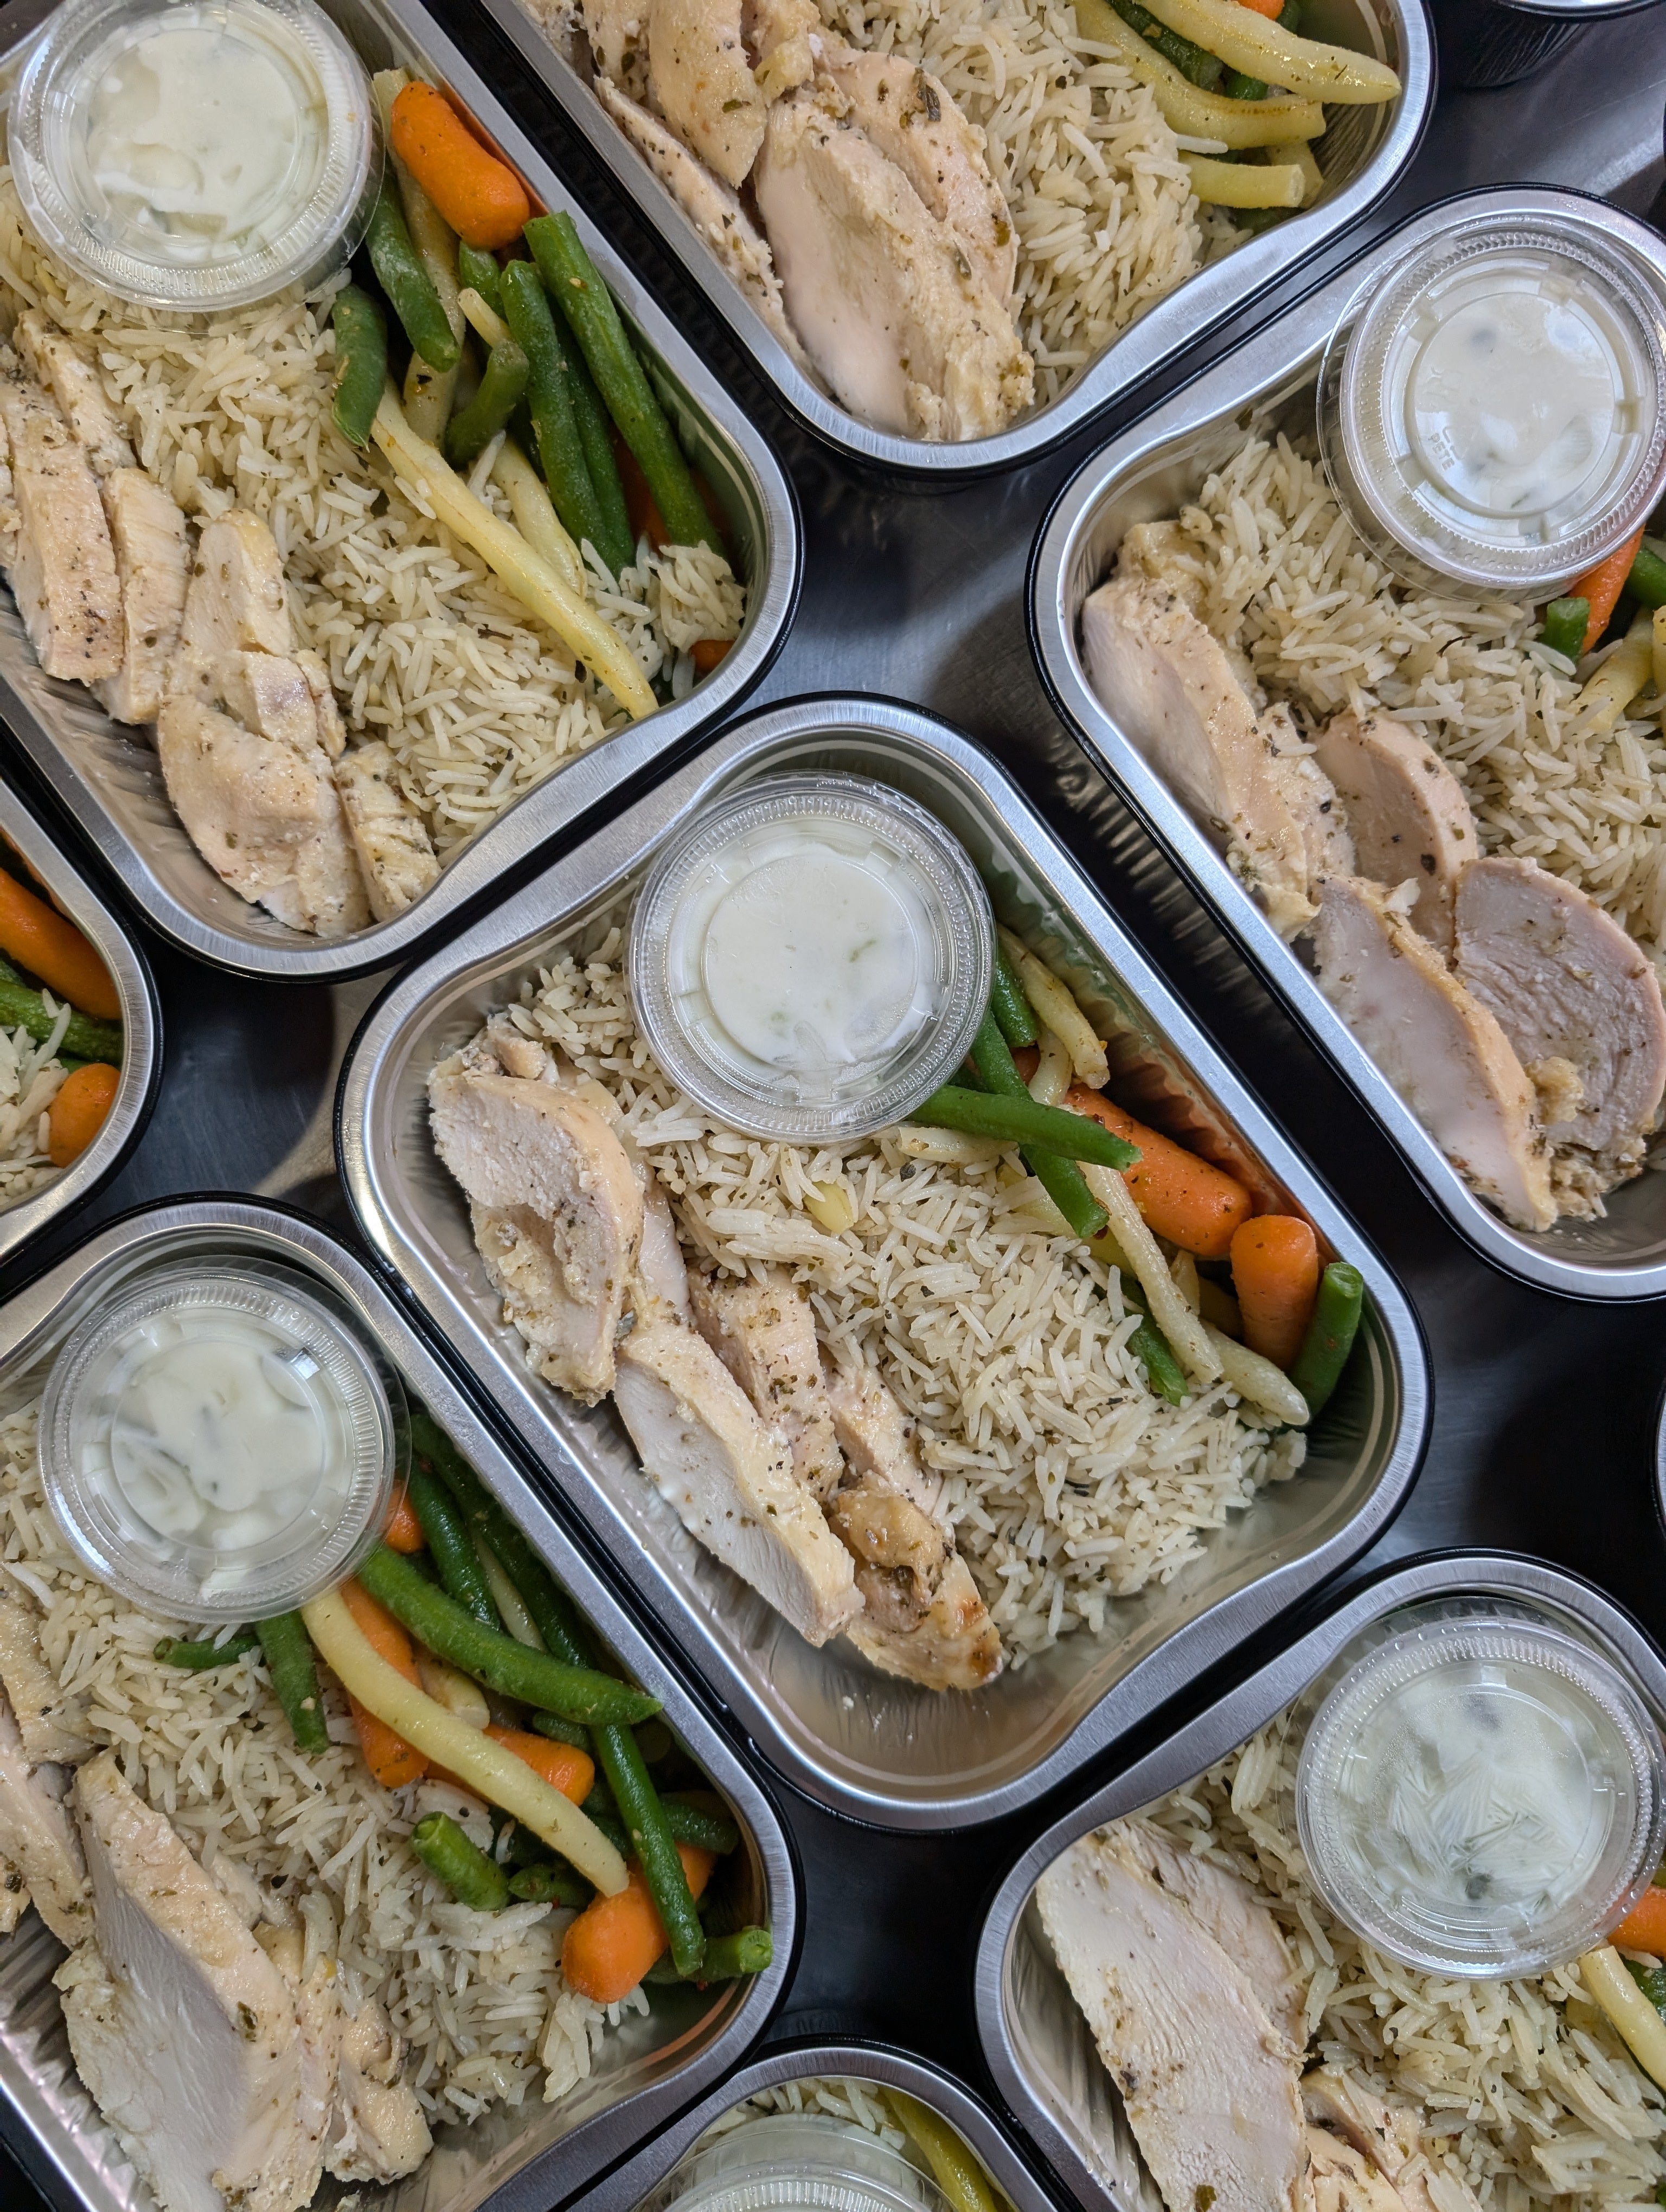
[975,1550,1666,2212]
[568,2041,1067,2212]
[468,0,1429,478]
[0,0,799,984]
[0,777,159,1268]
[1031,187,1666,1302]
[336,696,1430,1831]
[0,1199,795,2212]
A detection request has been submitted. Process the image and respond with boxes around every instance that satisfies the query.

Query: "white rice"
[1142,1713,1665,2212]
[814,0,1210,406]
[0,169,745,860]
[1145,430,1666,957]
[700,2073,914,2147]
[482,924,1306,1667]
[0,1399,646,2126]
[0,1005,73,1207]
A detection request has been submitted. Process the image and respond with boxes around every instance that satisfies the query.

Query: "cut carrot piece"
[484,1724,595,1804]
[1571,528,1645,654]
[390,83,531,250]
[46,1062,118,1167]
[1236,0,1285,17]
[562,1841,715,2003]
[1612,1884,1666,1957]
[1230,1216,1321,1371]
[383,1484,425,1554]
[341,1577,429,1787]
[0,873,118,1019]
[691,639,732,674]
[1065,1085,1254,1258]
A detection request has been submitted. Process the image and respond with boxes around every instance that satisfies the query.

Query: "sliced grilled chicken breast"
[95,468,190,725]
[0,377,124,682]
[649,0,768,186]
[334,739,440,921]
[0,1690,89,1946]
[1312,712,1477,951]
[691,1265,845,1499]
[13,313,134,476]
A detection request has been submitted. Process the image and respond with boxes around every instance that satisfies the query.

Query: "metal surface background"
[0,11,1664,2210]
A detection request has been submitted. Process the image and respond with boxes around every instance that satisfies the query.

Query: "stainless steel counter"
[2,14,1665,2205]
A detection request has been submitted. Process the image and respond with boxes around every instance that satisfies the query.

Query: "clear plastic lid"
[1316,215,1666,593]
[630,775,994,1144]
[1296,1607,1666,1977]
[11,0,379,310]
[648,2115,951,2212]
[40,1259,399,1623]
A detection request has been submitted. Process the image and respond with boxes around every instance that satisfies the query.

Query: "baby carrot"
[383,1484,426,1553]
[341,1577,428,1788]
[1230,1216,1321,1371]
[562,1841,715,2004]
[1612,1884,1666,1957]
[390,83,531,250]
[1235,0,1286,18]
[0,873,118,1019]
[1064,1086,1254,1259]
[1571,528,1645,654]
[691,640,732,673]
[46,1062,118,1166]
[485,1723,594,1804]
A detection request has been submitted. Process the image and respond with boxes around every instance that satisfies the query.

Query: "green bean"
[597,1714,704,1976]
[508,1862,592,1906]
[645,1927,773,1983]
[1106,0,1223,87]
[529,1709,592,1752]
[1629,542,1666,611]
[989,948,1039,1050]
[155,1631,257,1669]
[412,1812,509,1911]
[1223,66,1268,96]
[1630,1958,1666,2025]
[440,1411,700,1970]
[0,981,121,1064]
[457,241,504,316]
[969,1014,1107,1241]
[526,214,714,553]
[413,1413,589,1662]
[1539,596,1590,661]
[443,339,530,470]
[543,292,635,577]
[1288,1261,1366,1419]
[499,259,618,573]
[579,1801,630,1855]
[407,1461,499,1630]
[255,1612,329,1753]
[367,178,460,374]
[329,285,388,450]
[1106,1269,1188,1406]
[356,1546,661,1725]
[662,1792,741,1855]
[1278,0,1302,25]
[908,1084,1140,1169]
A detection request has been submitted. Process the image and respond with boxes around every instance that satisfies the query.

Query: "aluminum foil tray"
[0,1199,795,2212]
[0,0,799,983]
[975,1551,1666,2212]
[337,694,1430,1830]
[1030,187,1666,1301]
[469,0,1430,477]
[0,776,158,1268]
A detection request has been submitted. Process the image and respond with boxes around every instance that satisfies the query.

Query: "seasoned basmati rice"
[0,168,744,862]
[480,924,1306,1667]
[0,1399,644,2125]
[700,2073,914,2147]
[0,1008,73,1207]
[1139,1712,1665,2212]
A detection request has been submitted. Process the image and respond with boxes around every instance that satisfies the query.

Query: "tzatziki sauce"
[78,5,330,263]
[1321,215,1666,592]
[630,775,994,1143]
[41,1262,395,1619]
[1297,1611,1666,1977]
